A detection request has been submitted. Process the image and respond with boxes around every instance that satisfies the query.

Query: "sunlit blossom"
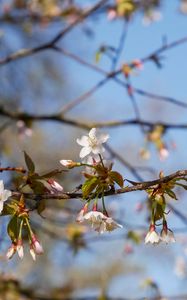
[161,228,176,244]
[76,128,109,158]
[95,217,123,234]
[77,210,123,234]
[145,225,160,244]
[0,180,12,214]
[83,211,106,227]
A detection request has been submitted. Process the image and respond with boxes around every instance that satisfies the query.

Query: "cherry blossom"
[0,180,12,214]
[161,228,176,244]
[77,210,123,234]
[95,217,123,234]
[145,225,160,244]
[76,128,109,158]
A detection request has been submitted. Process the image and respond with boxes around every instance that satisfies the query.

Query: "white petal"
[161,230,176,244]
[146,231,160,244]
[79,146,92,158]
[88,128,97,139]
[51,181,63,192]
[1,190,12,202]
[33,241,44,254]
[30,248,36,261]
[76,210,85,223]
[92,145,105,155]
[17,246,24,259]
[60,159,73,167]
[95,222,106,234]
[6,246,16,259]
[97,133,109,144]
[0,181,4,193]
[145,232,151,244]
[76,136,89,147]
[0,201,4,214]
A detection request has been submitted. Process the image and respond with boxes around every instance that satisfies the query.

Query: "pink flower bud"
[60,160,77,168]
[30,246,36,261]
[16,240,24,259]
[76,204,88,223]
[31,235,44,255]
[47,179,63,193]
[6,243,16,260]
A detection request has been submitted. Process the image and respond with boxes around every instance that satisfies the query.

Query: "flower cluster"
[0,126,182,262]
[61,128,124,234]
[6,234,43,261]
[76,204,123,234]
[145,223,175,245]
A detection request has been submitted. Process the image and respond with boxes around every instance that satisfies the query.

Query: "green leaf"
[154,203,165,221]
[7,216,18,242]
[109,171,124,188]
[165,188,178,200]
[24,151,35,173]
[31,180,46,194]
[82,177,99,199]
[41,169,62,178]
[37,199,46,217]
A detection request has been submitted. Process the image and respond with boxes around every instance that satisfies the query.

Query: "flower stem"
[99,154,105,168]
[102,191,108,216]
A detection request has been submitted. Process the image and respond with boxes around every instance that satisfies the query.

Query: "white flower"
[95,217,123,234]
[145,225,160,244]
[83,211,106,227]
[79,210,123,234]
[76,128,109,158]
[161,228,176,244]
[0,180,12,213]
